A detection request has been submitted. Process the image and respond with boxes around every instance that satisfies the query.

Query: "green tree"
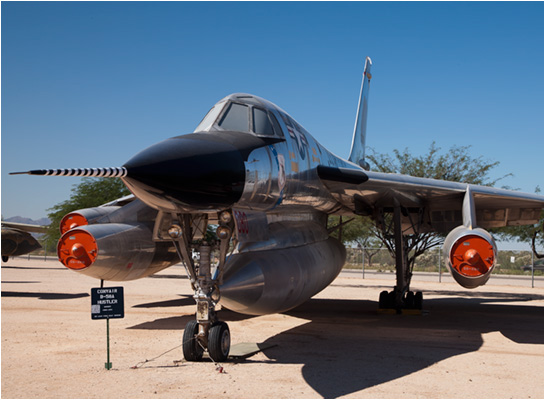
[329,215,383,267]
[42,178,130,250]
[367,141,509,185]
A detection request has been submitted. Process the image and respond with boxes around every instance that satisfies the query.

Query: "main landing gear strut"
[377,201,423,312]
[155,210,235,362]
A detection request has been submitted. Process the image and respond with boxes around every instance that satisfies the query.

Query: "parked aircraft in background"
[1,221,48,262]
[12,57,544,362]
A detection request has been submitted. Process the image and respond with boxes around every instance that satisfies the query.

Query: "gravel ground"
[2,258,543,399]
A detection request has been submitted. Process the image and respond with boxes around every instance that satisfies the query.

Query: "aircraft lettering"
[234,210,249,235]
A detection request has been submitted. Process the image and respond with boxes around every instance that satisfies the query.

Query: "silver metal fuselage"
[171,94,355,315]
[220,93,357,215]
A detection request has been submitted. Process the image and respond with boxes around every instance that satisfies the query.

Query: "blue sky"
[2,1,543,224]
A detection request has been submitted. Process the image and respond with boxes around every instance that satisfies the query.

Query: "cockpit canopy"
[195,93,285,138]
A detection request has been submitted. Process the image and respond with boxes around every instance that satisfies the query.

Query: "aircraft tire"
[405,291,415,308]
[414,291,423,310]
[2,256,8,262]
[378,290,389,308]
[182,320,203,362]
[208,321,230,362]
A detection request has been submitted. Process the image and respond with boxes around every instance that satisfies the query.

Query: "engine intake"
[442,226,497,289]
[59,206,121,234]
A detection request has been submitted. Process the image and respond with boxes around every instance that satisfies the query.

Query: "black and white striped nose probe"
[10,167,128,178]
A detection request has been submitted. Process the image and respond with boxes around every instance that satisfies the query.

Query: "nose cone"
[123,133,246,212]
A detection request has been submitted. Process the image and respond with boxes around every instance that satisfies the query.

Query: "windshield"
[252,107,275,136]
[194,101,226,132]
[195,97,285,138]
[218,103,250,132]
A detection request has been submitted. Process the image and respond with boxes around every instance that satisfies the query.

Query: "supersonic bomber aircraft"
[13,58,544,362]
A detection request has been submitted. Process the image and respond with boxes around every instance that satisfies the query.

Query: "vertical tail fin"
[348,56,372,170]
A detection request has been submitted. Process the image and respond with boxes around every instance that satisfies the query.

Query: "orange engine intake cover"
[57,229,98,270]
[449,234,495,277]
[59,213,89,234]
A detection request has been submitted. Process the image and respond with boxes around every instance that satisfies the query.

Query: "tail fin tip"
[348,56,373,170]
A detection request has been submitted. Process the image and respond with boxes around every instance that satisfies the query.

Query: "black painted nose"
[122,133,246,212]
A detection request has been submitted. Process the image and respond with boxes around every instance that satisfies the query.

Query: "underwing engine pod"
[442,226,497,289]
[57,223,178,281]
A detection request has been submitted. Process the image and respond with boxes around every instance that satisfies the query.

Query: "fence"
[344,246,543,287]
[16,245,544,287]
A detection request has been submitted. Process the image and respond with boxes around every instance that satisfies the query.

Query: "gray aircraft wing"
[317,166,544,232]
[1,221,47,261]
[1,221,49,234]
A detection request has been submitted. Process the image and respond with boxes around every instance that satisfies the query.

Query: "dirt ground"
[2,258,543,399]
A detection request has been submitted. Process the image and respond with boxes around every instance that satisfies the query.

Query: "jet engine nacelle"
[442,226,497,289]
[59,206,121,234]
[57,223,178,281]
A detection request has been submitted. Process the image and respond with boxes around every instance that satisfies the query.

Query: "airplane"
[1,221,48,262]
[12,57,544,362]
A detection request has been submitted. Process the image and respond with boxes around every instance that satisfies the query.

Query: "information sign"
[91,287,124,319]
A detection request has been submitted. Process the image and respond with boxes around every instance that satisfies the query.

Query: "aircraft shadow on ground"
[125,288,542,397]
[1,265,65,271]
[127,305,254,330]
[1,290,89,300]
[132,294,195,308]
[257,292,543,398]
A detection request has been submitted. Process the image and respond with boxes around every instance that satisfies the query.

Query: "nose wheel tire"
[182,320,204,361]
[208,321,230,362]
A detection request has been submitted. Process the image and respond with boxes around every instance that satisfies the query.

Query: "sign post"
[106,318,111,370]
[91,285,124,370]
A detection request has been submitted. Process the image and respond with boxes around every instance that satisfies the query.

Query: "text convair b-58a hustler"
[13,57,544,362]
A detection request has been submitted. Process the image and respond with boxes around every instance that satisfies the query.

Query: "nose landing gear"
[182,241,231,362]
[157,211,234,362]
